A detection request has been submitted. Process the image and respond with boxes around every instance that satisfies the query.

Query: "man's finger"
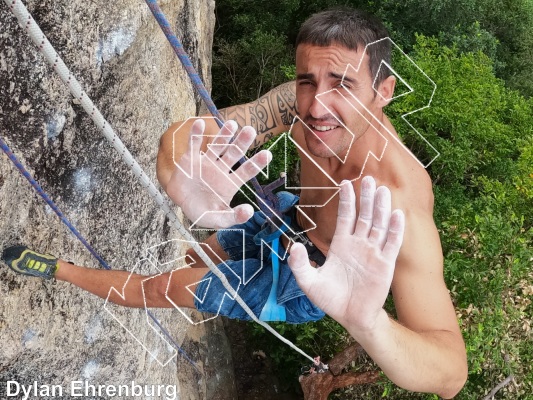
[231,204,255,225]
[206,120,237,160]
[188,119,205,155]
[287,242,317,292]
[367,186,392,249]
[382,209,405,260]
[213,120,238,144]
[232,150,272,185]
[335,180,356,235]
[193,204,254,229]
[219,126,257,167]
[354,175,376,237]
[233,126,257,154]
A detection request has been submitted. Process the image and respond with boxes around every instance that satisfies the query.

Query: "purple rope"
[0,136,109,268]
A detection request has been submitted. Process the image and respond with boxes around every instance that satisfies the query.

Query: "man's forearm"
[348,309,467,399]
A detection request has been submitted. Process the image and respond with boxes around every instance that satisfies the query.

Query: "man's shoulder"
[384,153,435,215]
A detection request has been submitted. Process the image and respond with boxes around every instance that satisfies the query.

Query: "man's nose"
[308,90,333,119]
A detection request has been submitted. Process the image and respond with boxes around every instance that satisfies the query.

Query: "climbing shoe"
[1,245,58,279]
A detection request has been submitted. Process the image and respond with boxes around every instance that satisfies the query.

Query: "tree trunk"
[300,343,381,400]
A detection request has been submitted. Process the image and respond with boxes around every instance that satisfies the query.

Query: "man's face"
[295,43,382,159]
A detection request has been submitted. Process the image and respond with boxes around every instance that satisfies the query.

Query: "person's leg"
[55,260,208,308]
[2,245,208,309]
[187,209,267,269]
[185,232,230,268]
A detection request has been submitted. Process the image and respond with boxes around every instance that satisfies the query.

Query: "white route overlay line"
[103,35,439,366]
[104,257,178,367]
[108,37,441,362]
[7,2,439,369]
[369,37,439,167]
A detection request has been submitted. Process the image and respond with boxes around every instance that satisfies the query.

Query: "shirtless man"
[2,7,467,398]
[158,8,467,397]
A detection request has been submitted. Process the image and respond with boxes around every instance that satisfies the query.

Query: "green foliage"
[388,35,532,192]
[236,37,532,399]
[212,0,300,106]
[373,0,533,97]
[390,35,533,398]
[249,317,354,392]
[212,31,293,105]
[214,0,533,108]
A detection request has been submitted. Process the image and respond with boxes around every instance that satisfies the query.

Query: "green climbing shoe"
[1,245,58,279]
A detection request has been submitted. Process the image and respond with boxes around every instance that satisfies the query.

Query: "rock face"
[0,0,236,398]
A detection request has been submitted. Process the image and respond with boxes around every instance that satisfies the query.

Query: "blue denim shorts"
[193,192,325,323]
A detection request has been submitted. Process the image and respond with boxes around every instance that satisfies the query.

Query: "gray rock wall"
[0,0,236,398]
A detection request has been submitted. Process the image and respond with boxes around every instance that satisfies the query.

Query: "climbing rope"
[0,134,200,371]
[3,0,314,362]
[0,136,107,268]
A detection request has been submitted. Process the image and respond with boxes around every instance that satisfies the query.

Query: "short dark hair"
[296,7,391,87]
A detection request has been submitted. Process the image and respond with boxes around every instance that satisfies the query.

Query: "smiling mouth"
[310,124,338,132]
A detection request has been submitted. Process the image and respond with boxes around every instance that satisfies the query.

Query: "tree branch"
[481,375,514,400]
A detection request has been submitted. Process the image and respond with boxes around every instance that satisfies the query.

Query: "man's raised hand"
[166,119,272,229]
[288,176,405,332]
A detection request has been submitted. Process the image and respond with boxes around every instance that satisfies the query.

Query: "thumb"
[288,242,317,291]
[210,204,254,229]
[231,204,254,225]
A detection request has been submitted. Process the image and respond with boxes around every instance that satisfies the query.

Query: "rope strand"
[143,0,286,216]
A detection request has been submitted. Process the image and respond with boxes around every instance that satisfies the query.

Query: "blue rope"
[0,134,200,372]
[144,0,283,218]
[144,0,223,125]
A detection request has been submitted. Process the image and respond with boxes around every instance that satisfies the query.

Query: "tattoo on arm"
[218,107,247,127]
[219,81,298,149]
[276,81,298,126]
[253,132,273,149]
[249,97,276,135]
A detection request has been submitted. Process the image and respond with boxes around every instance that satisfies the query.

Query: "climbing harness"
[286,207,327,267]
[258,237,286,321]
[3,0,314,362]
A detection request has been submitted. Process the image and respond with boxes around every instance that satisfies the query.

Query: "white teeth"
[311,125,336,132]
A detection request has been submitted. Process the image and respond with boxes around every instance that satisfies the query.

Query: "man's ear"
[375,75,396,107]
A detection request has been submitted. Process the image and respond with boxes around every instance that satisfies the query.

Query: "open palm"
[166,119,271,229]
[288,176,405,331]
